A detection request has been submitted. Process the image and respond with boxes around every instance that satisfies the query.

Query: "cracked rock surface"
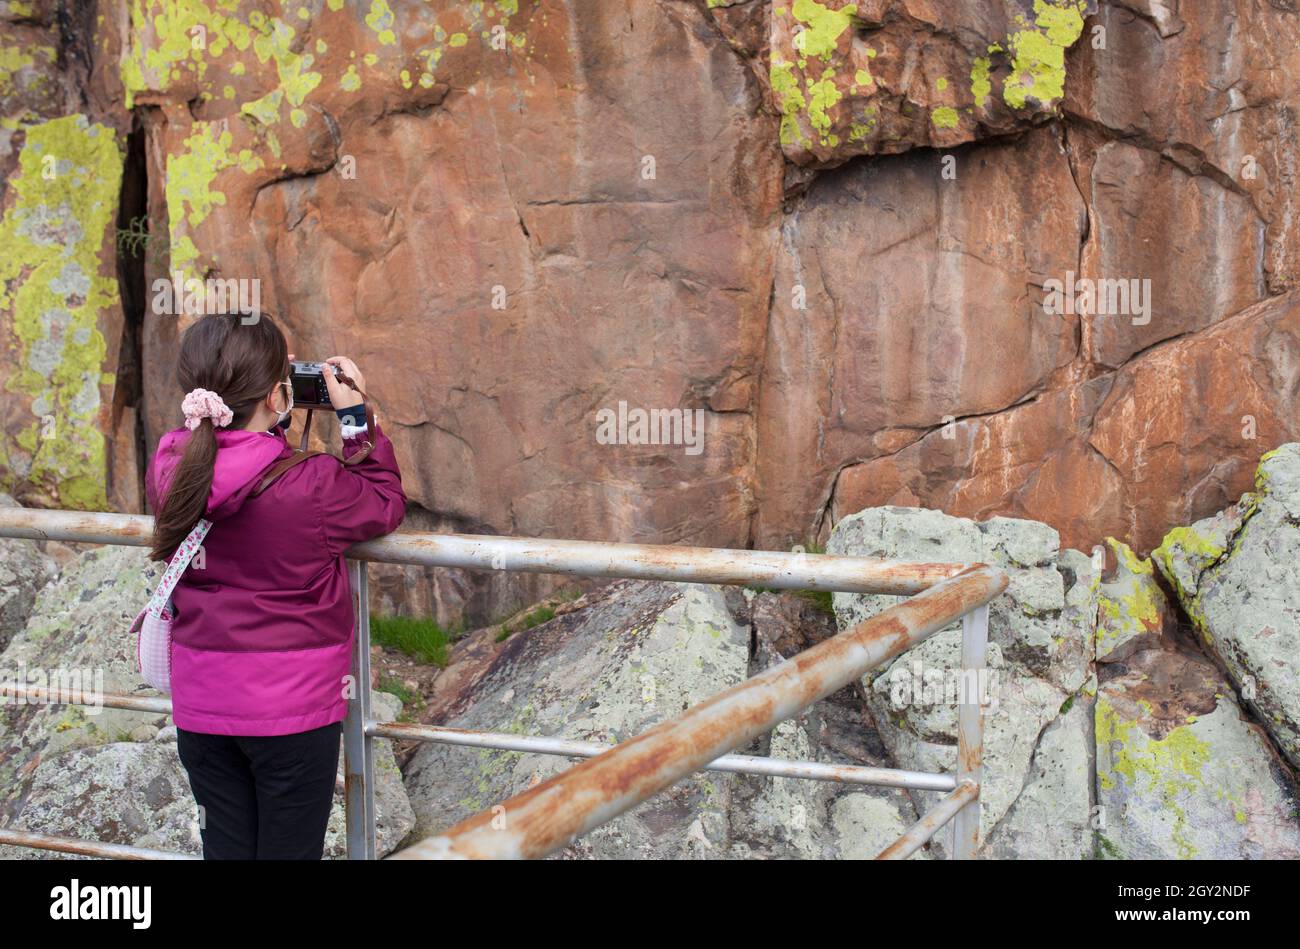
[2,2,1300,625]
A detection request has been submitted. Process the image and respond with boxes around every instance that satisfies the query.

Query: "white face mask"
[274,380,293,427]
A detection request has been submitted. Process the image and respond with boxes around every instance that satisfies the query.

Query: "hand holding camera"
[285,355,375,462]
[323,356,365,411]
[289,357,366,410]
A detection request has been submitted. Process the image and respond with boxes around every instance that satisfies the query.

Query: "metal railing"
[0,507,1006,860]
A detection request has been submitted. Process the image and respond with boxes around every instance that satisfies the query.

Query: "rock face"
[1155,444,1300,771]
[1066,0,1300,296]
[0,542,414,858]
[3,1,1300,625]
[0,0,134,512]
[813,293,1300,554]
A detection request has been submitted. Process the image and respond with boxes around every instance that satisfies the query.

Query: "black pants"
[176,721,342,859]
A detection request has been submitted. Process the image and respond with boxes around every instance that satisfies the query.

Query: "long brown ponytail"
[149,313,289,560]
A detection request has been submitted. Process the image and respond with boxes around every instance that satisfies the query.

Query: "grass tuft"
[369,614,452,667]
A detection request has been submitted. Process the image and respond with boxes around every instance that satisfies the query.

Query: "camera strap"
[252,369,377,497]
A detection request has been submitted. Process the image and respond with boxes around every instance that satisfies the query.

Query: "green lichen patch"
[164,121,264,281]
[771,56,811,149]
[1152,512,1242,646]
[970,56,992,106]
[772,2,863,150]
[1002,0,1087,111]
[365,0,398,46]
[0,39,58,118]
[0,115,123,507]
[1094,538,1168,660]
[122,0,257,109]
[790,0,857,62]
[1096,696,1213,859]
[122,2,321,120]
[806,70,843,140]
[121,0,527,135]
[930,106,959,129]
[770,0,1091,157]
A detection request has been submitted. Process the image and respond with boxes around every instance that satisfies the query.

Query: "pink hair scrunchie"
[182,388,234,431]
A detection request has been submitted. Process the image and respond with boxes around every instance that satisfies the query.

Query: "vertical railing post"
[343,560,377,860]
[952,604,988,859]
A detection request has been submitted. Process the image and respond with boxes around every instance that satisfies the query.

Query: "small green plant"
[495,603,559,642]
[369,614,451,667]
[376,674,419,707]
[794,589,834,613]
[115,214,167,265]
[522,605,556,629]
[1094,834,1122,860]
[744,585,834,615]
[376,676,427,723]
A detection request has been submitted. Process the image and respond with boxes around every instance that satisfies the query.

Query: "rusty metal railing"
[0,507,1006,861]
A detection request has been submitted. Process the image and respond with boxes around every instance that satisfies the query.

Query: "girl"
[145,312,406,859]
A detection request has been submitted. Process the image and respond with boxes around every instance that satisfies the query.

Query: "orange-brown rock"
[825,292,1300,553]
[1065,0,1300,294]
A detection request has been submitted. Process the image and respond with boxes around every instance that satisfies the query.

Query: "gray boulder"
[404,581,750,858]
[0,496,58,651]
[1154,444,1300,770]
[0,740,201,859]
[728,592,925,859]
[1096,647,1300,859]
[0,545,168,805]
[827,507,1099,858]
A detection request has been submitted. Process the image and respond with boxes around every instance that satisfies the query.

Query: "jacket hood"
[153,426,291,520]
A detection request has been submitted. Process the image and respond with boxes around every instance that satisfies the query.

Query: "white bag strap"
[145,518,212,616]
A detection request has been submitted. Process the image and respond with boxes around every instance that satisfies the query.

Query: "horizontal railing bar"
[0,683,173,714]
[0,509,968,594]
[874,781,979,860]
[0,828,196,860]
[369,721,957,791]
[391,564,1008,860]
[0,685,956,793]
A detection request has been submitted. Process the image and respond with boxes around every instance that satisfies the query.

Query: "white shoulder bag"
[130,518,212,694]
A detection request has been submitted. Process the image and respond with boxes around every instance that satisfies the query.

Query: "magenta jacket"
[145,423,406,736]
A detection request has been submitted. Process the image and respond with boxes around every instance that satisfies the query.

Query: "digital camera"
[289,361,337,408]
